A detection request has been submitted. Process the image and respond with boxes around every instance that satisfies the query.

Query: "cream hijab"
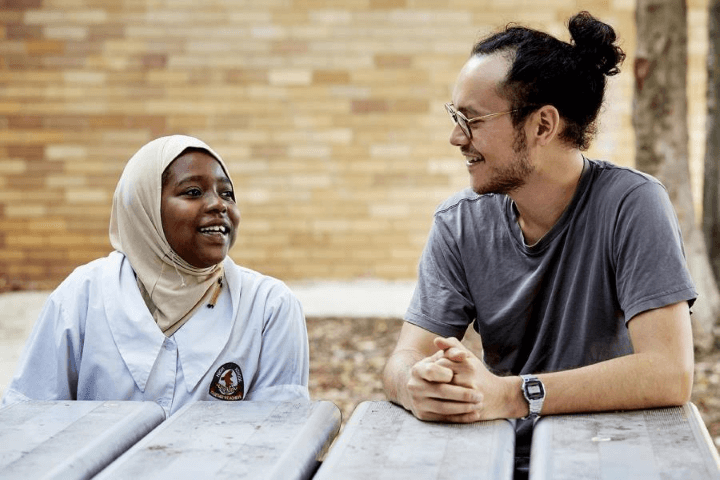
[109,135,233,336]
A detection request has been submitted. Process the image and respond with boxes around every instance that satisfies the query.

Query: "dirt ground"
[307,317,720,453]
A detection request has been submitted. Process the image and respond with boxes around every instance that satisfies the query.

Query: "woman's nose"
[206,191,227,212]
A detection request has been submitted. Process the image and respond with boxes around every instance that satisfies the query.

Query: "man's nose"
[449,123,470,147]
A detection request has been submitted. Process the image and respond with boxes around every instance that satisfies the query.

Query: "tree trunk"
[704,0,720,288]
[634,0,720,352]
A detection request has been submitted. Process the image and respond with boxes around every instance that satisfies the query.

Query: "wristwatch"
[520,374,545,419]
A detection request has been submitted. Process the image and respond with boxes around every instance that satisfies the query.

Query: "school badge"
[209,362,244,401]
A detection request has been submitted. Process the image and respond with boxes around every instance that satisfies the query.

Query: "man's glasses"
[444,102,515,140]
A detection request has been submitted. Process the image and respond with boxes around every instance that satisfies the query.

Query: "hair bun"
[569,11,625,76]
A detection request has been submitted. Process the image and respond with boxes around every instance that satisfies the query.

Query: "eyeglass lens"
[446,104,471,138]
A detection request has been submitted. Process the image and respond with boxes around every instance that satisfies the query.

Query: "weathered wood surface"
[94,400,341,480]
[530,403,720,479]
[0,400,165,480]
[314,400,515,480]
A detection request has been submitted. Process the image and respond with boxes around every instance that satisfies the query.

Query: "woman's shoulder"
[52,252,120,295]
[36,253,121,331]
[223,257,296,299]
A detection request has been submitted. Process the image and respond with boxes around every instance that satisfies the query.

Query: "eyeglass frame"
[444,102,527,140]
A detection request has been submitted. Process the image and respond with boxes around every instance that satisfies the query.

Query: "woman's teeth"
[200,226,228,234]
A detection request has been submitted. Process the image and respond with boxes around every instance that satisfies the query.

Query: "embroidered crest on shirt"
[209,362,244,400]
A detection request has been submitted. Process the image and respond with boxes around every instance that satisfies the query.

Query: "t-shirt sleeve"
[613,181,697,322]
[405,216,476,339]
[244,284,310,402]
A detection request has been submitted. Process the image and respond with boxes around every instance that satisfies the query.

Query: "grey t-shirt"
[406,158,697,377]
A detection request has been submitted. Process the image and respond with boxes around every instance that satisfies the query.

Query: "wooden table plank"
[314,401,515,480]
[530,403,720,480]
[94,401,341,480]
[0,400,166,480]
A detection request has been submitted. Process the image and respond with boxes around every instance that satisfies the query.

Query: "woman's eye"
[222,190,235,201]
[184,188,202,196]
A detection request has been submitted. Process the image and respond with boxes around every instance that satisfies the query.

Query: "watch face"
[525,380,545,400]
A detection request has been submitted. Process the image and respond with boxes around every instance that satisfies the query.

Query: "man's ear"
[531,105,561,146]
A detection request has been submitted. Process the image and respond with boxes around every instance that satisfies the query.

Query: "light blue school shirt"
[2,252,309,416]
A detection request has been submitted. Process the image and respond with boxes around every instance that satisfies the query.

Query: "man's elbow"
[382,353,404,404]
[658,363,694,406]
[674,365,694,405]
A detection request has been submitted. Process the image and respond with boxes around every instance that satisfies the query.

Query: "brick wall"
[0,0,709,289]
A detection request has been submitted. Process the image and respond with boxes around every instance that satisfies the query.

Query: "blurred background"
[1,0,719,449]
[0,0,709,289]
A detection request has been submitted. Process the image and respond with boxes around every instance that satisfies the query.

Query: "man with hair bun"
[383,11,696,477]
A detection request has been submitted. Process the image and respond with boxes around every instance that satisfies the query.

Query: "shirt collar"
[174,264,236,391]
[103,252,165,392]
[103,254,240,393]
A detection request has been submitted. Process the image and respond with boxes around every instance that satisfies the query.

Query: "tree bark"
[634,0,720,351]
[704,0,720,287]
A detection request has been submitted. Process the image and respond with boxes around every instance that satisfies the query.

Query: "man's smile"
[462,149,484,166]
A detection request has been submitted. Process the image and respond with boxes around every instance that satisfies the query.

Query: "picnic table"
[315,401,719,480]
[0,400,165,480]
[314,400,516,479]
[94,400,341,480]
[530,403,720,479]
[1,399,718,479]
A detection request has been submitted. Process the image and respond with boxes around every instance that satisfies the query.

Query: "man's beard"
[473,128,534,195]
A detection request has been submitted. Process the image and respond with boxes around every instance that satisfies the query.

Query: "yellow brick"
[0,246,25,261]
[0,160,26,174]
[44,26,88,40]
[7,264,44,277]
[0,102,22,114]
[28,219,67,231]
[48,235,107,247]
[0,130,66,143]
[65,188,108,204]
[6,235,45,247]
[5,205,48,218]
[26,249,68,261]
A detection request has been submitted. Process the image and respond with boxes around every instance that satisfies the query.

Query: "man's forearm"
[523,302,694,416]
[534,350,693,416]
[383,349,424,410]
[434,302,694,420]
[436,345,692,420]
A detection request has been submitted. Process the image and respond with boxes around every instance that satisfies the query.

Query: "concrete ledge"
[287,280,415,318]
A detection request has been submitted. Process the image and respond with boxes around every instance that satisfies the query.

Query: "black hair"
[471,11,625,150]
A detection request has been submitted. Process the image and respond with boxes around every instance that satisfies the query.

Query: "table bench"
[0,400,165,480]
[94,400,341,480]
[530,403,720,479]
[314,400,515,479]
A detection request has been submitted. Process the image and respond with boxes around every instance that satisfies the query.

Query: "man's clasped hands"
[406,337,521,424]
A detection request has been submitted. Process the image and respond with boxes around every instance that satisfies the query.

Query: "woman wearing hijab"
[2,135,309,414]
